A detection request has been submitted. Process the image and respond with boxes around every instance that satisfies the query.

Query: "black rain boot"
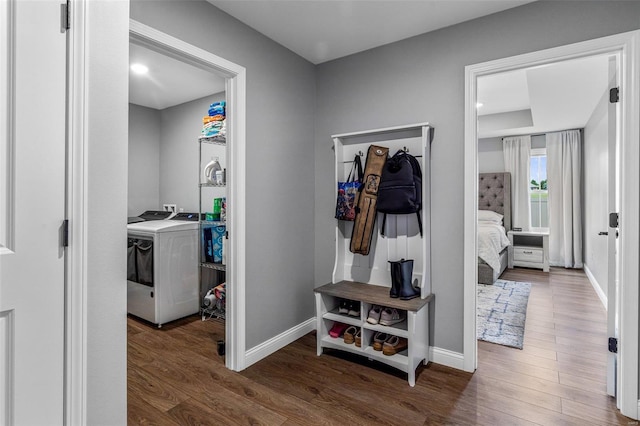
[397,259,420,300]
[388,260,402,298]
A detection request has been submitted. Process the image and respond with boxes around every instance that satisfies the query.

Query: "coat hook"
[402,146,409,153]
[358,150,364,156]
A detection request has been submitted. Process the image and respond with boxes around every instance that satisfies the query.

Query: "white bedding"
[478,223,510,273]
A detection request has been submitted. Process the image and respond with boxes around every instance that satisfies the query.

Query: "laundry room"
[126,41,228,332]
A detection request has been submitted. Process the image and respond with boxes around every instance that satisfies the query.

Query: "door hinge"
[609,87,619,103]
[62,219,69,247]
[60,1,70,32]
[609,212,619,228]
[608,337,618,354]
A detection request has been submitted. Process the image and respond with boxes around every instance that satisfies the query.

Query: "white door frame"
[65,16,247,423]
[463,30,640,419]
[126,21,247,371]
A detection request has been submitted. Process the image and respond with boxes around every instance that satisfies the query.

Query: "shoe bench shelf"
[315,280,433,387]
[320,123,435,387]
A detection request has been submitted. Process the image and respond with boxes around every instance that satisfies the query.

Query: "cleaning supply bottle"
[203,157,222,184]
[212,197,222,221]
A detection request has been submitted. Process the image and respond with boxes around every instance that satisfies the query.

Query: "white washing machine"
[127,213,200,327]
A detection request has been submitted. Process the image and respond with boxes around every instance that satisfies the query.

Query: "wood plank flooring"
[128,267,633,425]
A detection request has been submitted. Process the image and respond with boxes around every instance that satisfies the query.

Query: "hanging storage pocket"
[135,240,154,286]
[127,239,137,282]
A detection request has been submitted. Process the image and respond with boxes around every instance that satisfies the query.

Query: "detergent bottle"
[203,157,222,184]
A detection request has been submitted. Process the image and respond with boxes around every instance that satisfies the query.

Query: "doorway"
[463,31,640,419]
[128,20,247,371]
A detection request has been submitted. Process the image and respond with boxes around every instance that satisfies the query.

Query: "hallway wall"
[314,0,640,353]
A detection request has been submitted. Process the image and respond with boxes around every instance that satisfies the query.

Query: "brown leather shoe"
[355,329,362,347]
[382,335,408,356]
[372,332,389,351]
[343,326,357,344]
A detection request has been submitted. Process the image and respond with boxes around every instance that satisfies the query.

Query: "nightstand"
[507,230,549,272]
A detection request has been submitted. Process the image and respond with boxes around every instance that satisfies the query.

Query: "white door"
[0,1,67,424]
[606,55,619,399]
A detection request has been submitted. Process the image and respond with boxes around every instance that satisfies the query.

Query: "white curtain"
[503,136,531,231]
[547,130,583,268]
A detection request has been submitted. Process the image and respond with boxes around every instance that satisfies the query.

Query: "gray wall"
[131,0,317,349]
[128,93,224,216]
[478,134,547,173]
[478,137,505,173]
[314,1,640,353]
[159,93,224,213]
[583,87,610,296]
[128,104,161,216]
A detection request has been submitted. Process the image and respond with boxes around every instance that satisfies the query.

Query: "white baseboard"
[429,346,465,371]
[584,264,607,309]
[244,318,466,374]
[244,317,316,368]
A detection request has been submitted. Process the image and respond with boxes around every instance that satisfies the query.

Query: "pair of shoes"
[338,299,349,315]
[329,322,349,338]
[366,305,382,324]
[339,299,360,317]
[379,307,405,326]
[367,306,406,326]
[344,326,359,344]
[348,300,360,317]
[382,335,408,356]
[372,332,389,351]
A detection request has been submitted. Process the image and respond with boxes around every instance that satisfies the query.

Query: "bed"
[478,173,511,284]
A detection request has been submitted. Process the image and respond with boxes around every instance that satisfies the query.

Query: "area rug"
[477,279,531,349]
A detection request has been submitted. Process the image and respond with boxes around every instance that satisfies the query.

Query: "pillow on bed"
[478,210,503,224]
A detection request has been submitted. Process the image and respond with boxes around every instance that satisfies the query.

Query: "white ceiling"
[477,54,610,138]
[129,43,225,110]
[130,1,534,109]
[207,0,534,65]
[130,0,610,137]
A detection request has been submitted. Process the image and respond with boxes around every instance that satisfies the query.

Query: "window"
[530,148,548,229]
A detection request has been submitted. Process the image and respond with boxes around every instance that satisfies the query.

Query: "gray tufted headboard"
[478,172,512,231]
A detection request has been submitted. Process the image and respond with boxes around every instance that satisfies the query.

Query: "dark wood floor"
[128,267,632,425]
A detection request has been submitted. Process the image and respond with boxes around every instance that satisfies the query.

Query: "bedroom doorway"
[463,30,640,419]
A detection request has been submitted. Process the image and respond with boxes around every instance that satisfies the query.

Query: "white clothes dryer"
[127,213,199,327]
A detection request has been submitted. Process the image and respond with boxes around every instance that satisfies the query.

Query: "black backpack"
[376,150,422,236]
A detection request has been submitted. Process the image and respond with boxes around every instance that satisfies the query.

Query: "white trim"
[0,0,15,253]
[463,62,478,373]
[225,69,247,371]
[618,30,640,421]
[244,318,316,368]
[429,346,464,371]
[65,0,88,423]
[0,310,14,426]
[331,122,430,139]
[128,20,248,371]
[464,30,640,420]
[584,263,607,309]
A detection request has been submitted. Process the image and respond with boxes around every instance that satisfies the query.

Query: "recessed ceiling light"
[130,63,149,75]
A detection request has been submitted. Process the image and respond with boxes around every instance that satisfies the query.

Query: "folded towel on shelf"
[202,120,225,130]
[208,103,225,116]
[202,119,226,138]
[205,113,225,122]
[203,115,222,124]
[209,100,226,111]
